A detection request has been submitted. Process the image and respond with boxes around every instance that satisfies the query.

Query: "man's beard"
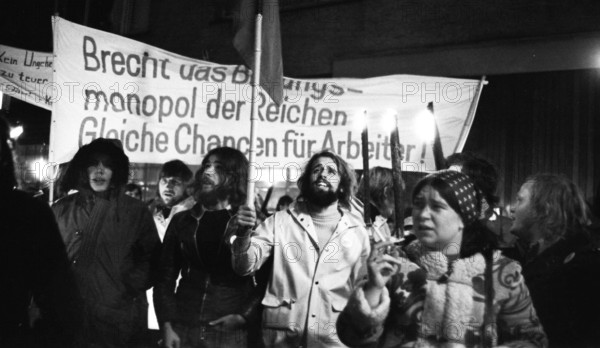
[197,185,231,207]
[196,177,230,207]
[510,215,537,244]
[305,180,339,208]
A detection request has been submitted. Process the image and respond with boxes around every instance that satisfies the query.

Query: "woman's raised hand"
[366,241,407,290]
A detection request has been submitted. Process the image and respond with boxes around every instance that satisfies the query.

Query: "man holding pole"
[153,147,265,348]
[233,150,370,348]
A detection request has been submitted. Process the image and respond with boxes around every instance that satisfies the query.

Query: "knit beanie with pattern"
[413,170,480,225]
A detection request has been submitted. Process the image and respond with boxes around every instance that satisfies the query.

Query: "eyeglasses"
[159,177,184,186]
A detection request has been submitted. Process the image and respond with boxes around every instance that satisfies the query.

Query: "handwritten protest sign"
[0,44,53,110]
[51,16,481,170]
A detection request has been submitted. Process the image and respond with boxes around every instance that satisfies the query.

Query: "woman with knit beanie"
[337,170,547,348]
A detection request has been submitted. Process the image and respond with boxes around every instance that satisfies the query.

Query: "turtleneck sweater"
[310,207,342,248]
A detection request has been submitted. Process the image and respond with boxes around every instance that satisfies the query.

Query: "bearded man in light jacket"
[233,150,370,348]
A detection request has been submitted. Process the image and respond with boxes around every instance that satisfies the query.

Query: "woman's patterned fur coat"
[337,241,547,348]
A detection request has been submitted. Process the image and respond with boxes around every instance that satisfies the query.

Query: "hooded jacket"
[52,189,160,342]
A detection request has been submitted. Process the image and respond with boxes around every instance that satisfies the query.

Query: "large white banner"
[0,44,53,110]
[52,17,482,170]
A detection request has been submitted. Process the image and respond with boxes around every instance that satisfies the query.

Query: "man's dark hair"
[276,195,294,211]
[296,150,356,209]
[60,138,130,193]
[526,173,590,242]
[0,116,17,191]
[356,166,401,211]
[446,152,500,205]
[159,160,193,182]
[155,160,193,201]
[193,147,248,208]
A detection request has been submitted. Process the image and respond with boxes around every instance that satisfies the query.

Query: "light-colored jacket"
[147,195,195,329]
[232,201,371,348]
[150,196,196,242]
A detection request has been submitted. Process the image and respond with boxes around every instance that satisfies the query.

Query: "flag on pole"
[233,0,284,105]
[429,102,447,170]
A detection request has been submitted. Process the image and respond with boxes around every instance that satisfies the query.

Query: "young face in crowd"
[125,189,141,200]
[87,160,113,192]
[510,181,535,241]
[412,185,464,251]
[308,156,340,206]
[159,176,185,206]
[125,190,142,199]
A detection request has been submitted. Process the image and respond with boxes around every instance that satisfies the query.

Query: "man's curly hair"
[525,173,590,242]
[296,150,356,209]
[193,147,248,208]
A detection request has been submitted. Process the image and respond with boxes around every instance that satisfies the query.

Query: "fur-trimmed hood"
[60,138,129,193]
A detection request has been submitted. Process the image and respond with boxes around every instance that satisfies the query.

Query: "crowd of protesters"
[2,116,600,348]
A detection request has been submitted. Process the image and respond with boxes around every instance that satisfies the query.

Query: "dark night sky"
[0,0,116,145]
[1,1,53,144]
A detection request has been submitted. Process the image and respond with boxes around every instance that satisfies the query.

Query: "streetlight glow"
[381,110,397,131]
[353,109,368,130]
[10,125,24,139]
[415,108,435,143]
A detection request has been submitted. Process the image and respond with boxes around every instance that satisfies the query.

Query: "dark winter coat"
[504,230,600,348]
[1,189,80,348]
[52,190,160,347]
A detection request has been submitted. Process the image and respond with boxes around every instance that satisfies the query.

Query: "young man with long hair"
[154,147,265,348]
[507,173,600,347]
[52,138,160,347]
